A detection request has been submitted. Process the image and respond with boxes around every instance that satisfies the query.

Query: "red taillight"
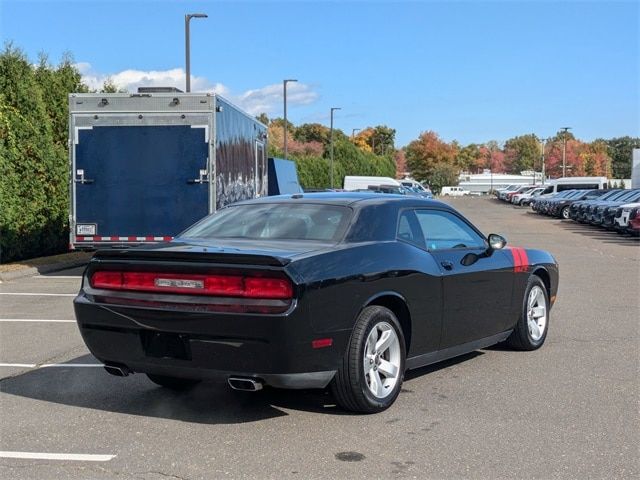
[91,271,123,289]
[90,271,293,299]
[244,277,293,299]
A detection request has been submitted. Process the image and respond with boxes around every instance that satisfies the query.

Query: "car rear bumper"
[74,293,347,389]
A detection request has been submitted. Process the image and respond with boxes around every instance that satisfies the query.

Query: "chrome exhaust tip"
[104,364,131,377]
[228,377,263,391]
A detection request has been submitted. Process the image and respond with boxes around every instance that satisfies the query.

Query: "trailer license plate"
[76,224,96,235]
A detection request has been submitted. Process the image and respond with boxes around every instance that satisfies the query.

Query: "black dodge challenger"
[74,193,559,413]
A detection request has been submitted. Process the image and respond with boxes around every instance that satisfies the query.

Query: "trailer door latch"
[74,169,94,184]
[188,169,209,184]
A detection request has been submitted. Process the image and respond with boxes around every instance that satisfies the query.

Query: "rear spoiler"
[92,248,292,267]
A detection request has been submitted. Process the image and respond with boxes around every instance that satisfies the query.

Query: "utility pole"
[329,107,341,189]
[560,127,571,177]
[487,145,493,193]
[184,13,208,92]
[283,79,297,159]
[351,128,360,140]
[540,138,547,184]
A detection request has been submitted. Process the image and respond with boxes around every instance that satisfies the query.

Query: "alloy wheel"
[527,286,547,341]
[363,322,401,399]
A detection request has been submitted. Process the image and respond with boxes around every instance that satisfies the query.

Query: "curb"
[0,259,89,283]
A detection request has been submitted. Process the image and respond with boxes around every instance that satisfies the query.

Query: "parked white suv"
[440,186,470,196]
[512,187,545,206]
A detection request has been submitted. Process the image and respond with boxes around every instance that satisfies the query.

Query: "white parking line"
[0,363,103,368]
[0,319,75,323]
[0,451,115,461]
[34,275,82,279]
[0,293,76,297]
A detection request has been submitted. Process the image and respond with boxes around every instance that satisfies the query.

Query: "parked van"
[440,186,470,196]
[400,179,431,193]
[541,176,608,196]
[343,176,401,191]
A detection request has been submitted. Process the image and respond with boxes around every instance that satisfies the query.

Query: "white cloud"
[236,82,318,115]
[75,63,318,115]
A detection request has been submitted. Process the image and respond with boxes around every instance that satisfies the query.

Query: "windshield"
[566,190,585,198]
[607,190,631,201]
[554,190,575,198]
[180,203,352,243]
[585,190,607,199]
[598,190,621,200]
[617,190,640,202]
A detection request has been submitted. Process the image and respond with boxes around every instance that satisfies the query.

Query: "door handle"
[440,260,453,271]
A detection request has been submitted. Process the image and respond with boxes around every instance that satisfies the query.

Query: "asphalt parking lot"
[1,197,638,480]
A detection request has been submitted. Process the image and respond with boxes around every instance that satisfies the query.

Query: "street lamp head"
[331,107,341,112]
[187,13,208,19]
[284,79,298,83]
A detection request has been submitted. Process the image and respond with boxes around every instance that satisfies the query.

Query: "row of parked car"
[495,183,640,236]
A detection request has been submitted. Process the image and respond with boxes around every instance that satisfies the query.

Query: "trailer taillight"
[91,271,293,299]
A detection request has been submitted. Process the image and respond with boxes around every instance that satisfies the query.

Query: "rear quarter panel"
[287,241,443,357]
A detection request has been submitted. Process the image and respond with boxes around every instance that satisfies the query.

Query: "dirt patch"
[0,251,93,273]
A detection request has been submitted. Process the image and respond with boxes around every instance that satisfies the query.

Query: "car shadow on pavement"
[554,221,640,246]
[404,351,483,382]
[1,352,487,421]
[0,354,305,424]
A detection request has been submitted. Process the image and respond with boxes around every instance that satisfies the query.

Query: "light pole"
[185,13,208,92]
[351,128,360,140]
[486,144,494,192]
[283,79,297,159]
[539,137,547,184]
[560,127,571,177]
[330,107,341,189]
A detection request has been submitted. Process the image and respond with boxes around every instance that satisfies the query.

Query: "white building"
[458,170,543,194]
[632,148,640,188]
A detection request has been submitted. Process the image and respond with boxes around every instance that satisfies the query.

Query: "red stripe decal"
[509,247,529,273]
[519,248,529,271]
[511,248,521,270]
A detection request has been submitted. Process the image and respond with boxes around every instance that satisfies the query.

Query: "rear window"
[180,203,352,242]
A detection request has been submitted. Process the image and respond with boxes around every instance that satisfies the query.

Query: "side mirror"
[488,233,507,250]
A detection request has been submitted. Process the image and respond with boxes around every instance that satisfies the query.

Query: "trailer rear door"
[73,125,209,242]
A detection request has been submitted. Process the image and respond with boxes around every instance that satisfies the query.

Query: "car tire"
[506,275,549,351]
[146,374,201,390]
[561,206,570,219]
[331,306,406,413]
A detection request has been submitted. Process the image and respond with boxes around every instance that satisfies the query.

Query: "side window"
[396,210,425,248]
[414,209,486,250]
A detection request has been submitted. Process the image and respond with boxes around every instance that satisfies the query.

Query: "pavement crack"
[134,471,191,480]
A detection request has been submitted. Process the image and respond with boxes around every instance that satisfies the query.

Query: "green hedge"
[0,47,78,263]
[291,139,396,189]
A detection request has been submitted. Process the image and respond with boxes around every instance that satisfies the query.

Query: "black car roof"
[232,192,453,210]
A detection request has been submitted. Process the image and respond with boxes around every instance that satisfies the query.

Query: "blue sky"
[2,0,638,147]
